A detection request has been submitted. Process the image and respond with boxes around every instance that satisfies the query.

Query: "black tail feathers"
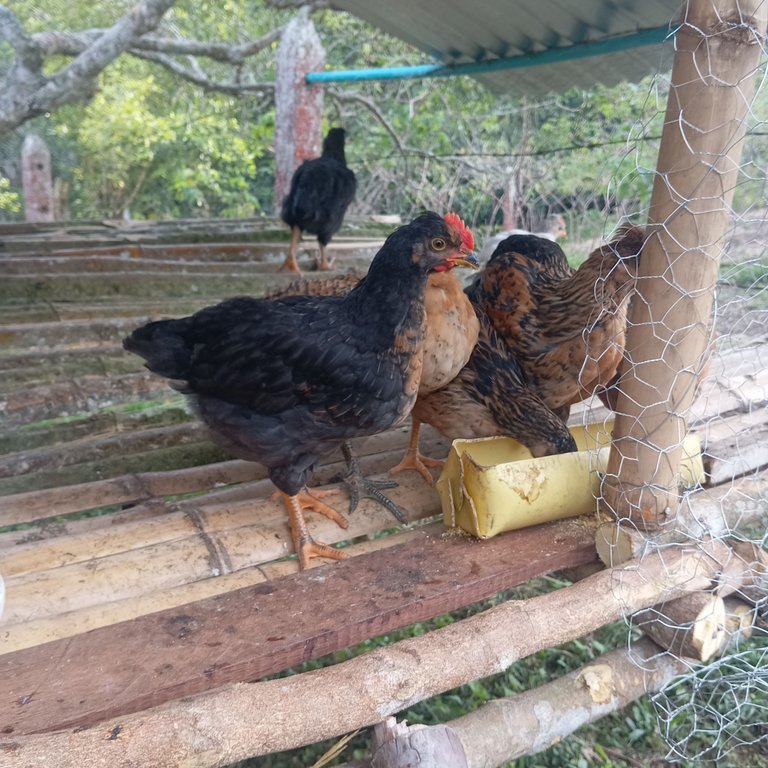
[123,317,193,380]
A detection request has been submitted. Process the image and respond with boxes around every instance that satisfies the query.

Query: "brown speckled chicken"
[270,247,480,486]
[468,226,646,418]
[412,306,577,457]
[124,211,477,569]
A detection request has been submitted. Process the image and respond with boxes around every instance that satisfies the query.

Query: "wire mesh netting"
[588,3,768,762]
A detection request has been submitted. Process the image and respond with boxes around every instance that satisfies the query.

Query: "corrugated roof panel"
[330,0,681,94]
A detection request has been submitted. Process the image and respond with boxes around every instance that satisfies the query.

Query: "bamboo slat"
[0,469,442,626]
[0,424,447,526]
[0,525,437,655]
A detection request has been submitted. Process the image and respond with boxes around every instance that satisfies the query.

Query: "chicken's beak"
[448,250,480,269]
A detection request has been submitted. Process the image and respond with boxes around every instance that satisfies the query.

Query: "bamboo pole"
[0,470,440,628]
[599,0,768,529]
[0,525,438,655]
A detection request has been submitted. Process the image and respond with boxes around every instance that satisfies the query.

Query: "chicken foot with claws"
[341,441,407,524]
[388,416,444,486]
[279,489,349,569]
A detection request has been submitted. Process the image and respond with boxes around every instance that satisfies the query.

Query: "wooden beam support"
[600,0,768,529]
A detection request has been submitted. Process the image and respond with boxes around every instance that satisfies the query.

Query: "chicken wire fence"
[582,9,768,763]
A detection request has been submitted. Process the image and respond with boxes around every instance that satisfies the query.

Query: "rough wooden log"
[633,592,727,661]
[703,409,768,485]
[718,539,768,605]
[0,541,746,766]
[723,596,756,646]
[425,638,687,768]
[595,469,768,566]
[600,0,767,528]
[370,719,468,768]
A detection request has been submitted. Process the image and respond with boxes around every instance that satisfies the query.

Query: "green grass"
[722,261,768,291]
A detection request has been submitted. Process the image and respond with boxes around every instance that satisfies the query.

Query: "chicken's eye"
[431,237,447,251]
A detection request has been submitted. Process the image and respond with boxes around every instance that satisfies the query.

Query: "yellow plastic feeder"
[436,422,705,539]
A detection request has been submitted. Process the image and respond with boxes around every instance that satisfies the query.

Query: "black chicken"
[279,127,357,274]
[123,212,477,568]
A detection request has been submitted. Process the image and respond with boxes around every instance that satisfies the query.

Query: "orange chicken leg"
[389,415,445,486]
[316,243,335,271]
[279,226,303,274]
[280,489,349,569]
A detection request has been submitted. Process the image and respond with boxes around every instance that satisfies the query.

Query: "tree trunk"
[274,6,325,212]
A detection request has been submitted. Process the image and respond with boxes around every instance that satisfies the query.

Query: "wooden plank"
[0,516,599,736]
[0,425,448,525]
[0,526,433,654]
[703,408,768,484]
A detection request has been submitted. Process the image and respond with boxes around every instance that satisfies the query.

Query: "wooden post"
[599,0,767,529]
[21,134,54,222]
[501,167,517,230]
[274,6,325,213]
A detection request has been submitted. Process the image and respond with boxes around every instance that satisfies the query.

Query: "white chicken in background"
[478,213,567,264]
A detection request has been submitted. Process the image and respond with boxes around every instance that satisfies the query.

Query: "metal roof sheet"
[329,0,681,93]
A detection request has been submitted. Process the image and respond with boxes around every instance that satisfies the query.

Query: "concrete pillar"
[274,6,325,212]
[21,134,54,222]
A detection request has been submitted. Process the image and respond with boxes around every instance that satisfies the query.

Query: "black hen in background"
[280,127,357,274]
[123,212,477,569]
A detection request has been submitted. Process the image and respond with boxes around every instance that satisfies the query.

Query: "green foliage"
[63,63,272,219]
[722,261,768,291]
[4,1,768,230]
[0,175,21,217]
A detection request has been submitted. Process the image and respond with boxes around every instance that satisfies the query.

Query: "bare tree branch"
[329,90,409,153]
[0,1,328,137]
[32,0,177,107]
[130,49,276,95]
[0,6,47,130]
[0,0,177,135]
[33,27,286,65]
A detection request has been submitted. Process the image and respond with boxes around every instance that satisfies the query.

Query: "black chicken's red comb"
[444,212,475,252]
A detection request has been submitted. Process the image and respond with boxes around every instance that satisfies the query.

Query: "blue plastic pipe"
[306,26,674,84]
